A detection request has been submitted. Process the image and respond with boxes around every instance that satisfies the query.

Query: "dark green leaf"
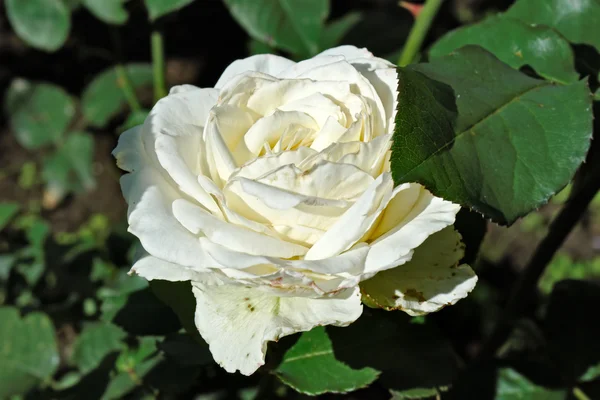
[81,64,153,128]
[108,286,181,336]
[275,327,379,395]
[391,46,593,224]
[71,322,126,374]
[545,280,600,382]
[429,14,578,84]
[0,308,59,398]
[0,203,20,231]
[327,309,459,392]
[158,333,212,367]
[5,0,70,51]
[223,0,329,56]
[82,0,128,25]
[150,280,202,342]
[144,0,195,21]
[505,0,600,52]
[496,369,566,399]
[5,79,76,149]
[42,131,96,207]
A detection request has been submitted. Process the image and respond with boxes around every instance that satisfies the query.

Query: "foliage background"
[0,0,599,399]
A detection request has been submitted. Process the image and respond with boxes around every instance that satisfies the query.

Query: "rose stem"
[477,164,600,361]
[110,27,142,113]
[151,30,167,102]
[397,0,444,67]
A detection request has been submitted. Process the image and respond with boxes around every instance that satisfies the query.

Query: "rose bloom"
[114,46,477,375]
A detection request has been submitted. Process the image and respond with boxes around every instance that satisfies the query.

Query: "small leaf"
[581,364,600,383]
[390,387,447,399]
[319,12,362,51]
[429,14,578,84]
[391,46,593,225]
[223,0,329,56]
[505,0,600,52]
[120,109,149,131]
[82,0,128,25]
[0,203,20,231]
[0,307,59,398]
[71,322,126,374]
[42,131,96,208]
[5,79,76,150]
[5,0,70,51]
[144,0,195,21]
[275,327,379,395]
[81,64,153,128]
[496,369,566,399]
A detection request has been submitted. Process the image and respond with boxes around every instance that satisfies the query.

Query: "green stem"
[477,165,600,360]
[151,30,167,102]
[573,387,592,400]
[115,64,142,112]
[398,0,444,66]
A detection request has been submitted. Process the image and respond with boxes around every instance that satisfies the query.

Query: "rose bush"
[113,45,477,375]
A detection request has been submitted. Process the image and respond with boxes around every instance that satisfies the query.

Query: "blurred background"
[0,0,599,399]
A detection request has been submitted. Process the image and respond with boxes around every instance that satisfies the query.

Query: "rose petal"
[192,283,362,375]
[172,198,309,258]
[215,54,296,89]
[361,227,477,315]
[364,186,460,276]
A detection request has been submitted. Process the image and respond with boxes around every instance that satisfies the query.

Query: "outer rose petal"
[360,227,477,315]
[131,252,222,284]
[364,185,460,275]
[215,54,296,88]
[192,283,362,375]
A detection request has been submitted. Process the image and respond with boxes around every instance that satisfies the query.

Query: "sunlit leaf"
[5,0,70,51]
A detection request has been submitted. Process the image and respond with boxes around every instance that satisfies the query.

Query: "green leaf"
[319,12,362,51]
[0,307,59,398]
[71,322,126,374]
[5,0,70,52]
[429,14,578,84]
[496,369,566,399]
[545,280,600,382]
[360,227,475,315]
[144,0,195,21]
[42,132,96,207]
[5,79,76,149]
[581,363,600,383]
[390,387,448,399]
[0,255,16,281]
[82,0,128,25]
[391,46,593,225]
[275,327,379,395]
[81,64,153,128]
[102,339,161,400]
[120,109,149,131]
[0,203,20,231]
[223,0,329,56]
[505,0,600,52]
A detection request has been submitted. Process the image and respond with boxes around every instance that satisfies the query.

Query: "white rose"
[113,46,477,375]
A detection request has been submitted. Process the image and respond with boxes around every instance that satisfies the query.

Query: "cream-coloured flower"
[113,46,477,375]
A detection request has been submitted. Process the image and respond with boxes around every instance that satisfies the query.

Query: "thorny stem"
[398,0,444,66]
[477,165,600,361]
[151,30,167,102]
